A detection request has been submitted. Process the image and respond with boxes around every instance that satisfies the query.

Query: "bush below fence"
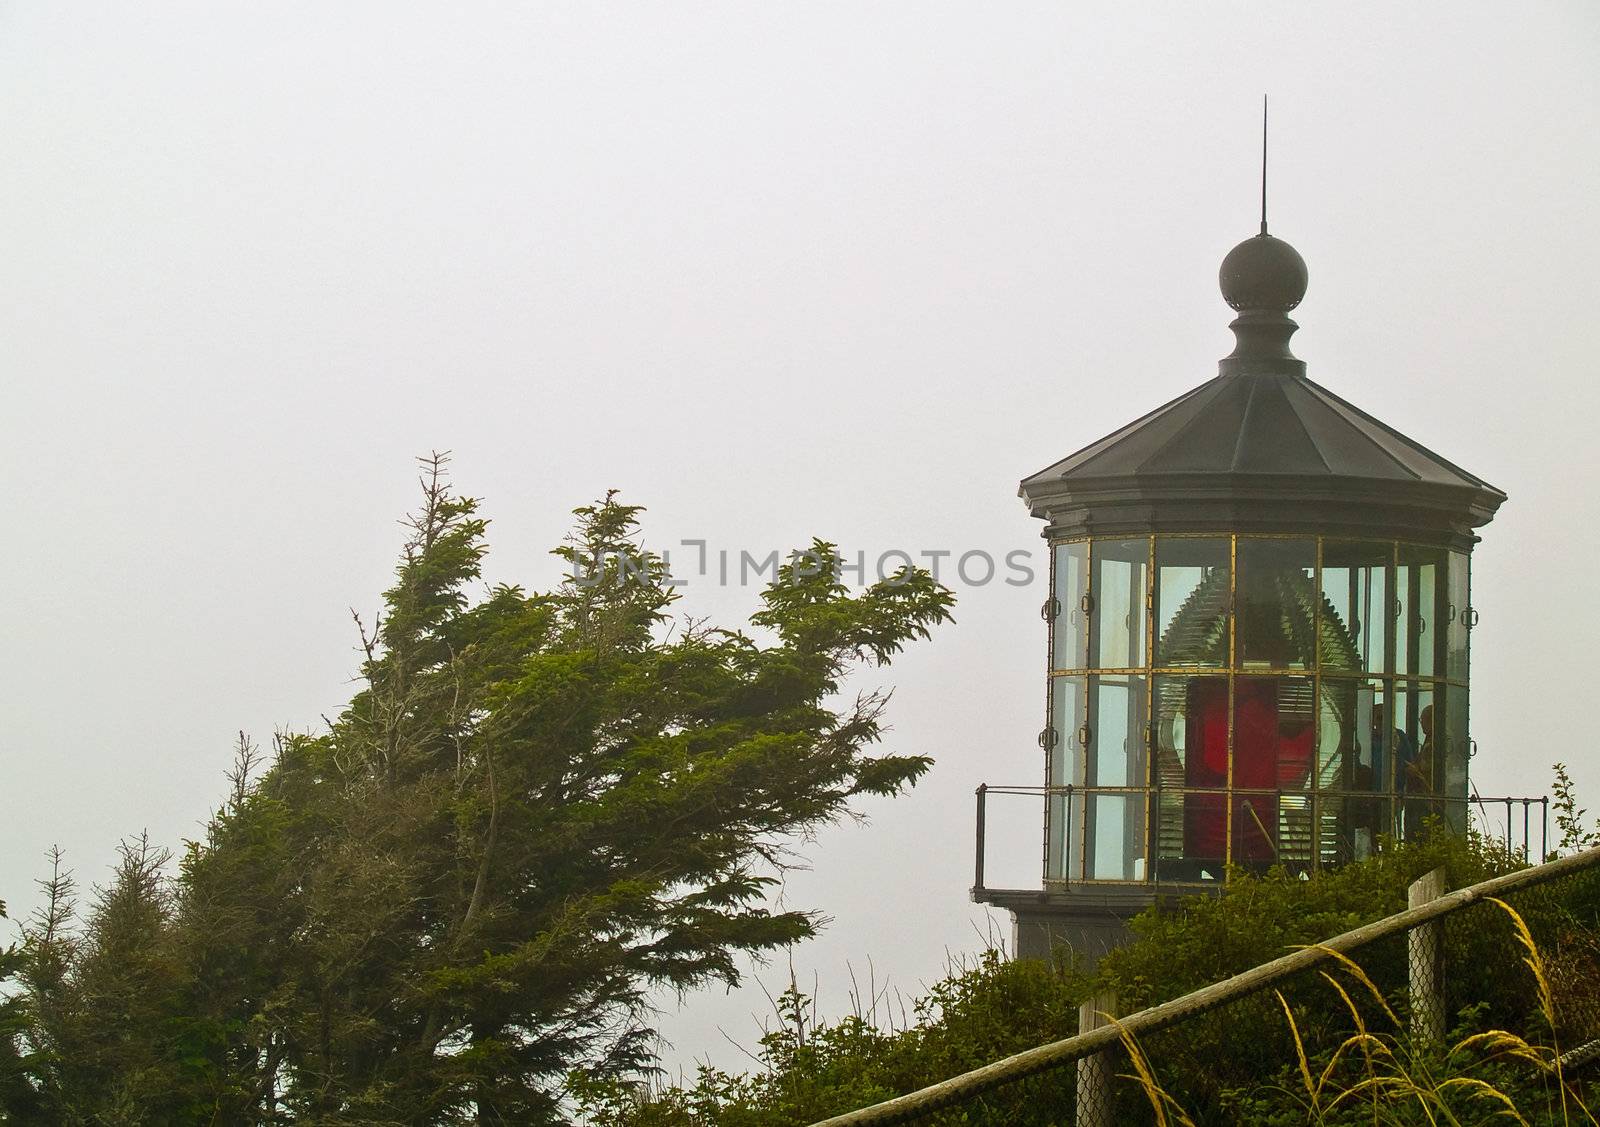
[577,833,1600,1126]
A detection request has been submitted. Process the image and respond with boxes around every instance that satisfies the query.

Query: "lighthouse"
[975,217,1505,964]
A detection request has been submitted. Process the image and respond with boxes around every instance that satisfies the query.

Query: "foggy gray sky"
[2,2,1597,1076]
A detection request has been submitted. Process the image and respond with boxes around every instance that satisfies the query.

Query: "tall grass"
[1117,900,1597,1126]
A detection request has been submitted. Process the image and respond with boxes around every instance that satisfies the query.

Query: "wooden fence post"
[1408,868,1446,1044]
[1075,989,1117,1127]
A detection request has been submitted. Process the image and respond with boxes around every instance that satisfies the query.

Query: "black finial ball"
[1219,233,1308,312]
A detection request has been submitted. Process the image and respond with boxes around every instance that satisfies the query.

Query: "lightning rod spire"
[1260,95,1269,236]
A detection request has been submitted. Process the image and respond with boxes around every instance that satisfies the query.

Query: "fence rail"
[813,842,1600,1127]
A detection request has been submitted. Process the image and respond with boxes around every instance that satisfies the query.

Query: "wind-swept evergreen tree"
[17,838,193,1124]
[0,896,53,1123]
[4,457,952,1124]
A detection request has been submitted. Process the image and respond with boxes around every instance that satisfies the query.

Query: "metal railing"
[973,783,1551,897]
[817,843,1600,1126]
[1470,791,1551,858]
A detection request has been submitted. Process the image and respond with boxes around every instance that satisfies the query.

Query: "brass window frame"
[1041,532,1473,885]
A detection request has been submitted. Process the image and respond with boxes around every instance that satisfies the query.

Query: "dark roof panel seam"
[1131,376,1250,473]
[1283,379,1423,481]
[1302,376,1502,494]
[1023,375,1226,483]
[1267,380,1331,475]
[1019,395,1192,484]
[1228,378,1263,472]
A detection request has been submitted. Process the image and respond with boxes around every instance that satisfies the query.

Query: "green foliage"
[601,821,1600,1126]
[1097,829,1500,1011]
[572,949,1092,1127]
[1554,762,1600,854]
[10,836,205,1125]
[1098,828,1598,1122]
[0,458,952,1124]
[1164,997,1595,1126]
[0,898,51,1123]
[1162,905,1597,1126]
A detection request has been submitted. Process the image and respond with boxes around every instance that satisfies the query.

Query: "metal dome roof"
[1018,233,1505,548]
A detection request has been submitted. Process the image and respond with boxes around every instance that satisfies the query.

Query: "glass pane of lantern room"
[1049,676,1088,789]
[1090,675,1148,788]
[1154,537,1230,668]
[1046,788,1084,883]
[1317,678,1385,792]
[1087,793,1147,881]
[1234,677,1317,791]
[1047,676,1087,881]
[1442,685,1469,832]
[1153,674,1227,882]
[1321,541,1391,675]
[1237,539,1316,669]
[1446,551,1470,682]
[1366,683,1407,800]
[1397,546,1446,679]
[1091,538,1149,669]
[1152,676,1187,878]
[1392,681,1439,840]
[1233,792,1279,874]
[1233,677,1315,875]
[1052,542,1089,670]
[1154,793,1224,883]
[1077,675,1148,881]
[1317,794,1391,869]
[1278,793,1313,876]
